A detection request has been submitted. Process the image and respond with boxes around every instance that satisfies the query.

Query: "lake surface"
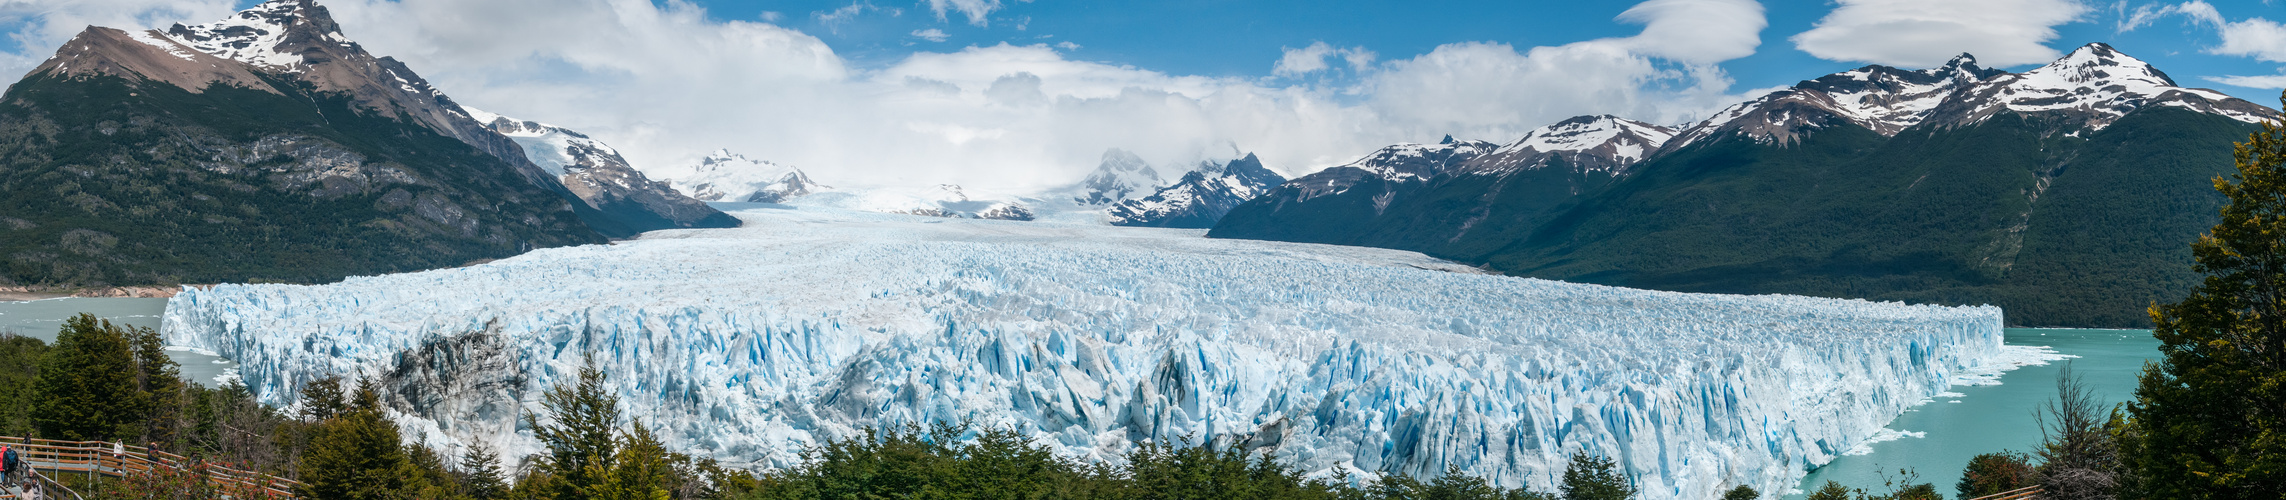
[0,297,239,387]
[1788,328,2161,498]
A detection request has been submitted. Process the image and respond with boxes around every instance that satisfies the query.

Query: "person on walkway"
[19,479,41,500]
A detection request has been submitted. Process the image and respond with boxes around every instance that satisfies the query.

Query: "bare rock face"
[32,27,275,95]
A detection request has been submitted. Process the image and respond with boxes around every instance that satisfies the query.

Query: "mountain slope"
[0,1,611,287]
[1212,44,2279,327]
[1107,153,1285,228]
[1211,119,1664,254]
[465,109,739,234]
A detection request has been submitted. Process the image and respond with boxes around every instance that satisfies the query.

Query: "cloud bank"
[1792,0,2090,68]
[0,0,1771,192]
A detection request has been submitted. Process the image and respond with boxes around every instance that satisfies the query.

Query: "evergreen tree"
[1558,453,1635,500]
[128,323,181,446]
[299,375,348,422]
[1803,481,1853,500]
[2128,91,2286,498]
[1721,485,1760,500]
[461,444,509,500]
[32,314,144,441]
[589,420,676,500]
[528,356,625,500]
[295,380,432,499]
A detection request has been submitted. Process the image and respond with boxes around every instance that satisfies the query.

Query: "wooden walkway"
[0,437,298,498]
[1967,485,2043,500]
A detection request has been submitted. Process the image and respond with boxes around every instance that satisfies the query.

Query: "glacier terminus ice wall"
[163,207,2022,499]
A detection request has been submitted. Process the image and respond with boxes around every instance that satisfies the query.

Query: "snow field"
[163,207,2019,499]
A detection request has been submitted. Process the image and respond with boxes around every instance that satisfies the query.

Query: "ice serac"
[462,108,739,235]
[164,207,2033,500]
[1107,153,1287,228]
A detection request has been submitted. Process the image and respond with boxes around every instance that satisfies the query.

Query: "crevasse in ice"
[163,206,2024,499]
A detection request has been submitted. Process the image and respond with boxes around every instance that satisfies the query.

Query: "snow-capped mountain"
[1212,42,2284,328]
[1268,138,1496,209]
[651,150,828,204]
[161,0,536,180]
[463,108,738,232]
[1670,54,2004,149]
[1671,44,2277,150]
[1922,43,2276,130]
[1107,153,1286,228]
[1075,149,1165,205]
[788,184,1037,221]
[164,206,2039,499]
[1465,116,1675,175]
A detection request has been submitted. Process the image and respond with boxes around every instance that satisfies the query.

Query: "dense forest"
[0,72,605,289]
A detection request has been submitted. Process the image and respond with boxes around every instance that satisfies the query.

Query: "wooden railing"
[1967,485,2043,500]
[0,437,299,498]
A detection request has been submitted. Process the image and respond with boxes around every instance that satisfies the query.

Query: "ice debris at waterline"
[162,206,2034,499]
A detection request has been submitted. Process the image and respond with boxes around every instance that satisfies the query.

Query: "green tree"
[528,357,626,500]
[1956,451,2035,498]
[295,379,434,499]
[1721,485,1759,500]
[1803,481,1854,500]
[1558,453,1634,500]
[299,374,348,422]
[2127,91,2286,498]
[128,322,181,446]
[0,333,49,437]
[461,444,509,500]
[32,314,144,441]
[588,420,676,500]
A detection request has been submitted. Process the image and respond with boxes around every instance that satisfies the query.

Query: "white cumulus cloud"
[0,0,1776,193]
[911,28,949,42]
[2120,1,2286,89]
[927,0,1004,27]
[1792,0,2091,68]
[0,0,240,77]
[1273,41,1376,77]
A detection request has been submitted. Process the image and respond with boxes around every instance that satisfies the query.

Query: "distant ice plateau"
[162,206,2044,499]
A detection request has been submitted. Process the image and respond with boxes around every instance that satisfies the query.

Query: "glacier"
[162,206,2030,498]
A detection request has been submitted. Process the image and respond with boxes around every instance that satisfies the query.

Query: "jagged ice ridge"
[162,207,2039,499]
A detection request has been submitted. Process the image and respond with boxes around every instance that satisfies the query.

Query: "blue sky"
[0,0,2281,188]
[675,0,2286,103]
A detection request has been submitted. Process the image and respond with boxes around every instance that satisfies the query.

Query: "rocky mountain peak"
[660,149,827,204]
[1465,115,1674,175]
[1107,153,1287,228]
[30,27,275,94]
[165,0,344,72]
[1921,42,2276,130]
[1076,149,1164,205]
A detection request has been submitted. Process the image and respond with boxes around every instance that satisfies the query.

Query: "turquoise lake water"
[1787,328,2162,498]
[0,297,239,387]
